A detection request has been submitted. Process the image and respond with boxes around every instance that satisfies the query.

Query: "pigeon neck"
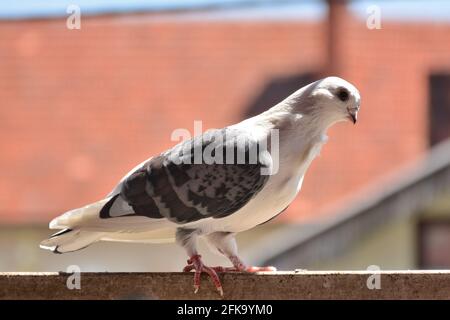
[262,102,336,136]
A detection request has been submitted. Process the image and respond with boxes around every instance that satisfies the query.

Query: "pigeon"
[41,76,360,296]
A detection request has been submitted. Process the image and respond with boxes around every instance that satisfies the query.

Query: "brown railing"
[1,270,449,299]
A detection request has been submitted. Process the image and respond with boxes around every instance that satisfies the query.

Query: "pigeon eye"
[336,88,349,102]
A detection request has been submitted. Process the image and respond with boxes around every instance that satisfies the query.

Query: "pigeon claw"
[217,286,224,297]
[228,255,277,273]
[215,265,277,272]
[245,266,277,272]
[184,254,224,297]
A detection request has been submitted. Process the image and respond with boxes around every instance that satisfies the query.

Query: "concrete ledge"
[1,271,449,300]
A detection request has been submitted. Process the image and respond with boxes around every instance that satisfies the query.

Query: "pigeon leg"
[183,254,223,296]
[205,232,277,273]
[176,228,223,296]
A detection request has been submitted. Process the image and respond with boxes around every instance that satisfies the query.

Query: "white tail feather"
[49,198,110,230]
[40,229,105,253]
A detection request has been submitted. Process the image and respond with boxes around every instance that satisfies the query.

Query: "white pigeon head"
[292,76,361,127]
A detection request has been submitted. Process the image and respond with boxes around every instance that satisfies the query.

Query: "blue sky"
[0,0,449,21]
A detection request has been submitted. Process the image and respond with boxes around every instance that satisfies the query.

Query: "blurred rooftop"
[1,1,450,225]
[1,0,450,273]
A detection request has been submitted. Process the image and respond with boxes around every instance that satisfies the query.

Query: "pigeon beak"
[347,108,358,124]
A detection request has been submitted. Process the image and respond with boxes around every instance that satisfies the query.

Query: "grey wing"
[99,128,272,224]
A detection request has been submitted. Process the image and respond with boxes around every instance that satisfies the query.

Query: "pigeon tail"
[40,228,104,253]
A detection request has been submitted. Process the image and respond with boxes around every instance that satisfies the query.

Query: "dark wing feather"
[100,128,272,224]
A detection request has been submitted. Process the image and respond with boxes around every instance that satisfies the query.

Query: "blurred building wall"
[311,192,450,270]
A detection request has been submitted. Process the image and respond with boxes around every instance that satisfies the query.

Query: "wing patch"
[99,128,271,224]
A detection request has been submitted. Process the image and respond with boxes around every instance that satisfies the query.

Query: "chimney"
[325,0,348,76]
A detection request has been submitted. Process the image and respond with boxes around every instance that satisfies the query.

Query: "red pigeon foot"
[209,265,276,272]
[183,254,223,296]
[227,254,277,272]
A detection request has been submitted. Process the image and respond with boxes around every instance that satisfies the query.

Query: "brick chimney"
[325,0,348,76]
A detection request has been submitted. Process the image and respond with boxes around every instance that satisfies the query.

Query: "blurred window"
[429,74,450,146]
[419,220,450,268]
